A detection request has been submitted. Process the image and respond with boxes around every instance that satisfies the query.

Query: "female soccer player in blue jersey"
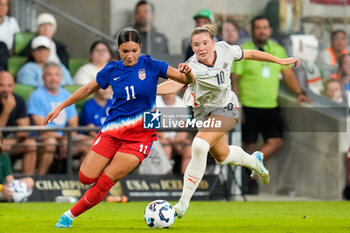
[43,27,195,228]
[157,24,307,218]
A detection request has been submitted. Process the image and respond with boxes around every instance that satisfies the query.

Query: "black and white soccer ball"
[8,180,32,203]
[144,200,175,228]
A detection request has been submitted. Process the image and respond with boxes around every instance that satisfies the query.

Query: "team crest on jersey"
[138,69,146,80]
[223,62,228,69]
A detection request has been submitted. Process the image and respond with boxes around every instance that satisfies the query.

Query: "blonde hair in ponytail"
[191,24,216,43]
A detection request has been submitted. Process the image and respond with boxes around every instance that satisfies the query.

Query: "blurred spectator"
[323,79,344,104]
[231,16,309,193]
[156,94,191,174]
[27,62,91,175]
[0,71,36,174]
[217,19,240,45]
[337,53,350,91]
[316,30,348,79]
[74,41,112,85]
[20,13,70,67]
[114,0,169,55]
[0,0,20,51]
[265,0,303,37]
[0,0,20,71]
[17,35,72,87]
[81,87,112,138]
[0,42,8,71]
[0,132,34,202]
[183,8,215,60]
[138,140,173,175]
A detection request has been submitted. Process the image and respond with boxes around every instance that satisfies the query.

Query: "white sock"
[216,145,257,169]
[179,137,210,205]
[64,210,76,221]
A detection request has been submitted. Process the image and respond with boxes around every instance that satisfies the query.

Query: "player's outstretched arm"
[157,80,185,95]
[166,64,195,84]
[243,50,299,67]
[43,80,100,126]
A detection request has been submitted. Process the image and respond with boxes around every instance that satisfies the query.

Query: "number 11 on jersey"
[139,144,148,154]
[125,85,136,101]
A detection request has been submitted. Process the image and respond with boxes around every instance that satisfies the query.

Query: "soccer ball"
[144,200,175,228]
[8,180,32,203]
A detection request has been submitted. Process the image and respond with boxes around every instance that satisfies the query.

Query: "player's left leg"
[71,152,140,216]
[55,151,140,228]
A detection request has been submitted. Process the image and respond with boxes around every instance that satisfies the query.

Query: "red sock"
[79,170,97,185]
[71,173,115,217]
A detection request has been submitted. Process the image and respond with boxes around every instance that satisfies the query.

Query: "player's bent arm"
[243,50,299,67]
[166,66,195,84]
[43,80,100,126]
[59,80,100,110]
[157,80,185,95]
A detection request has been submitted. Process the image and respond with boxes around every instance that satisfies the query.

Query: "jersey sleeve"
[148,56,169,79]
[96,62,114,89]
[230,45,244,61]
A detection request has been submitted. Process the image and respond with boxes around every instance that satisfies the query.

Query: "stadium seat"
[14,84,35,101]
[14,32,35,55]
[64,85,93,114]
[8,56,27,78]
[68,58,89,77]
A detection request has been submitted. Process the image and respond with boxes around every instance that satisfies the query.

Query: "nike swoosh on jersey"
[113,77,121,81]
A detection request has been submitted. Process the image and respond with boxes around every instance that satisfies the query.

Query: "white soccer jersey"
[186,41,243,108]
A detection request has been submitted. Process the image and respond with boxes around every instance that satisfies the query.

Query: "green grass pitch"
[0,201,349,233]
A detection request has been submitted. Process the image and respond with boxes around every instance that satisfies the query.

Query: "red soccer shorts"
[91,132,153,162]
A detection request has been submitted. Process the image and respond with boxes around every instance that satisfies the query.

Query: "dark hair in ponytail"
[117,27,142,47]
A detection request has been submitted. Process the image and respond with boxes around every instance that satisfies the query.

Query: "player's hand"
[43,107,62,126]
[279,58,299,67]
[178,63,192,74]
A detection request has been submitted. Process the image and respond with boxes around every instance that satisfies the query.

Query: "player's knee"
[79,170,97,185]
[191,137,210,159]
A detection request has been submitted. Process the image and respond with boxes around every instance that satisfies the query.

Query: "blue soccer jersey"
[96,55,169,141]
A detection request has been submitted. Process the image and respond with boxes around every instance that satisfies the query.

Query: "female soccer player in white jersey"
[157,24,299,218]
